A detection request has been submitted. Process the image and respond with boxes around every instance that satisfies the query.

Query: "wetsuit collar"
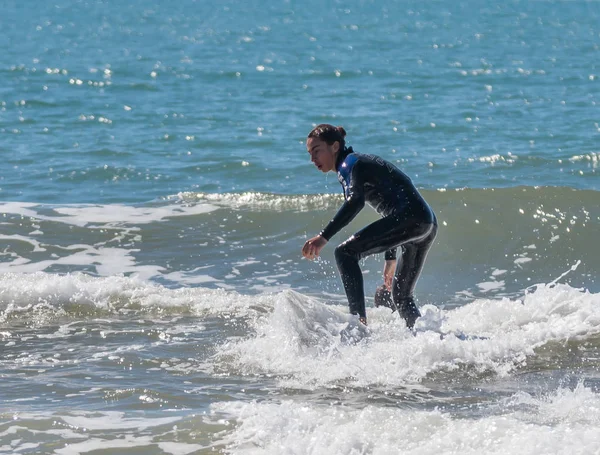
[335,146,354,171]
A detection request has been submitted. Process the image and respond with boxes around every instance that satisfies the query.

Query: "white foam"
[0,242,163,280]
[53,435,153,455]
[158,442,206,455]
[61,411,180,431]
[209,384,600,455]
[0,201,218,228]
[176,191,341,211]
[506,381,600,426]
[54,439,205,455]
[54,203,217,227]
[0,272,275,323]
[515,257,532,265]
[491,268,507,277]
[2,414,204,455]
[476,280,506,292]
[214,284,600,388]
[162,269,219,285]
[0,202,40,220]
[0,200,222,280]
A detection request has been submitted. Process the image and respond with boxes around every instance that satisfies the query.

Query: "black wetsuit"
[320,147,437,328]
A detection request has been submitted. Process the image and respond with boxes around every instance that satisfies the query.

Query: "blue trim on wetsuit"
[338,153,359,200]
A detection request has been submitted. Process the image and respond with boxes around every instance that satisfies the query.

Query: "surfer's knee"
[334,241,359,265]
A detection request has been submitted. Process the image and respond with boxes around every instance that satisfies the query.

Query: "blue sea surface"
[2,0,599,203]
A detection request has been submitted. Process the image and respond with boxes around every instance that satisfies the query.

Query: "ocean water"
[1,0,600,453]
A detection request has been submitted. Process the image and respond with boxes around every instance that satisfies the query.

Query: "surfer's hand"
[383,259,396,290]
[302,235,327,260]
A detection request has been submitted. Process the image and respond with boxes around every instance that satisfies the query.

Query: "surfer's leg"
[334,239,367,318]
[334,216,431,320]
[392,222,437,328]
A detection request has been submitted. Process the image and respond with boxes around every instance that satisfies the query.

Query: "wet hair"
[307,124,347,151]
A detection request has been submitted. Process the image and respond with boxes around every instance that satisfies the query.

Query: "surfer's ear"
[331,141,340,154]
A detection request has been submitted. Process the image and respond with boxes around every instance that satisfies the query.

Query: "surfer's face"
[307,137,339,173]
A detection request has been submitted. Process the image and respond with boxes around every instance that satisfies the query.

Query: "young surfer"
[301,124,437,329]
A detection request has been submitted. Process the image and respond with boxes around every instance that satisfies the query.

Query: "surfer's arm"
[383,258,396,289]
[319,198,365,240]
[319,165,365,240]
